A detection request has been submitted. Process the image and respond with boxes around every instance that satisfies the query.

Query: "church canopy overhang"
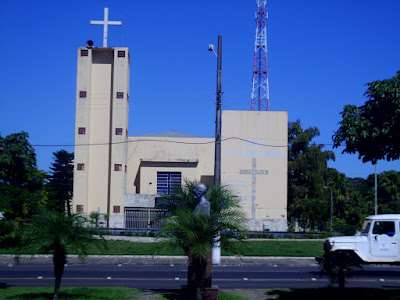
[140,158,199,163]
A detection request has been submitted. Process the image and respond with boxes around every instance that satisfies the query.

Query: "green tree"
[333,71,400,163]
[157,182,247,299]
[288,120,335,230]
[21,211,106,300]
[365,170,400,214]
[0,132,46,223]
[46,150,74,215]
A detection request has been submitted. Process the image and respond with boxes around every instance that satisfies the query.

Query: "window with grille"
[79,91,87,98]
[78,127,86,134]
[77,163,85,171]
[114,164,122,171]
[118,51,125,57]
[157,172,181,195]
[113,206,120,213]
[117,92,124,99]
[81,50,88,56]
[115,128,123,135]
[76,205,84,212]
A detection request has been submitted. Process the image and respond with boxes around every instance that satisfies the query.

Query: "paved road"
[1,263,400,289]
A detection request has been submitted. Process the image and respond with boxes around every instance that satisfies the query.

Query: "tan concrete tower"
[73,47,130,227]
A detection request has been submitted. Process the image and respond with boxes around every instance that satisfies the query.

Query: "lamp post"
[324,186,333,233]
[208,35,222,188]
[208,36,222,265]
[329,190,333,233]
[374,163,378,215]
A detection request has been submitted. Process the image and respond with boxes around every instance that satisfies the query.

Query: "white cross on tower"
[90,7,122,48]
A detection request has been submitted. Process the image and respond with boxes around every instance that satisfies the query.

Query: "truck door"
[370,221,399,257]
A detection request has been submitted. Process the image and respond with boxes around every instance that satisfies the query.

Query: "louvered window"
[157,172,181,195]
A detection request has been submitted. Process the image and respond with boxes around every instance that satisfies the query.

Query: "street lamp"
[324,186,333,233]
[209,36,222,265]
[208,36,222,188]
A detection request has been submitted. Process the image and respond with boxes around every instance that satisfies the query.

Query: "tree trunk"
[53,247,67,300]
[338,266,345,289]
[187,253,207,300]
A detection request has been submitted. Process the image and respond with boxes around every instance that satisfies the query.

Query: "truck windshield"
[361,220,372,235]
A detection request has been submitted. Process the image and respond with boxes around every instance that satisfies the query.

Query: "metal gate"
[125,209,166,230]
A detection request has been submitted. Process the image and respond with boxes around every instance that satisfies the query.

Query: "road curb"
[0,254,317,265]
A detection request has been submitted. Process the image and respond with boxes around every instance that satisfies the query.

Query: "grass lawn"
[0,287,246,300]
[266,288,400,300]
[0,240,324,257]
[1,287,399,300]
[0,287,141,300]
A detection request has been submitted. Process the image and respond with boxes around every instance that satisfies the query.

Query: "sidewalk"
[0,254,317,266]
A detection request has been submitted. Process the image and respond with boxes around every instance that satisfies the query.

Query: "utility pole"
[375,163,378,215]
[330,190,333,233]
[208,36,222,265]
[214,35,222,187]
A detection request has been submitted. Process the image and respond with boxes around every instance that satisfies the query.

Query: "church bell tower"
[73,8,130,228]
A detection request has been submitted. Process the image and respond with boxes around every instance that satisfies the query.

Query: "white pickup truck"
[323,214,400,264]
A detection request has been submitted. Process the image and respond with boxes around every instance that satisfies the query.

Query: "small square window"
[76,205,84,212]
[81,50,88,57]
[79,91,87,98]
[78,127,86,135]
[77,163,85,171]
[118,51,125,57]
[113,206,121,213]
[115,128,123,135]
[114,164,122,171]
[116,92,124,99]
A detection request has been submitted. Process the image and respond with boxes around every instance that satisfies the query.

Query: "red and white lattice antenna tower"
[251,0,269,111]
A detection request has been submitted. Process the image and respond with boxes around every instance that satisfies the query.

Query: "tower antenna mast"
[251,0,269,111]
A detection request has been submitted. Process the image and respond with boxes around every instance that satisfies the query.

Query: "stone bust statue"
[193,183,210,217]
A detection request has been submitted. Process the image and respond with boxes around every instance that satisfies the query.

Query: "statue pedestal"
[184,250,216,299]
[203,285,219,300]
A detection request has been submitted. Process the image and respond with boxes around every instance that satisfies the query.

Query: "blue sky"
[0,0,399,179]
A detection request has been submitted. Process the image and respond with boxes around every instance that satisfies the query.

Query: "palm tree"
[21,210,106,300]
[157,181,247,299]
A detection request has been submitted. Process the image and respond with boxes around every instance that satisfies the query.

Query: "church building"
[73,11,288,231]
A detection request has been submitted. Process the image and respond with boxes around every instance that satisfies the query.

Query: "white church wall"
[125,136,214,195]
[109,48,130,222]
[73,48,92,213]
[221,110,288,231]
[87,50,114,215]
